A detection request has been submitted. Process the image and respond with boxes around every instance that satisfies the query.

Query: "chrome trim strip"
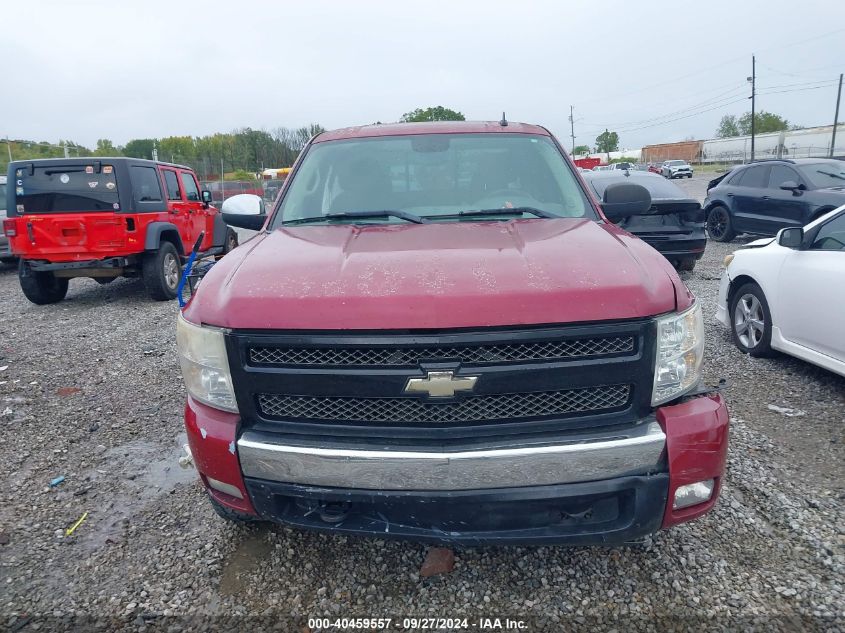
[237,422,666,491]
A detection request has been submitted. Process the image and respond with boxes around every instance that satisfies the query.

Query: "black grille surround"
[226,320,658,443]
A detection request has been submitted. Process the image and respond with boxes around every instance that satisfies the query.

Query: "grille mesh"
[249,336,635,367]
[257,384,631,425]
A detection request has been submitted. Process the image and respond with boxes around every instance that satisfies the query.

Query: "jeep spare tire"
[143,241,181,301]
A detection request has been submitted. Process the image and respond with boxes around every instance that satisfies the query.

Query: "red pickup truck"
[177,121,729,545]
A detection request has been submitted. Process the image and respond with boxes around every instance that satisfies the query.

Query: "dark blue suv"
[704,158,845,242]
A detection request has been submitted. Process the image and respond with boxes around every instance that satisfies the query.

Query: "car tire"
[706,205,736,242]
[207,493,261,524]
[142,241,181,301]
[687,173,693,178]
[18,261,69,305]
[223,227,238,254]
[676,258,696,272]
[729,282,773,357]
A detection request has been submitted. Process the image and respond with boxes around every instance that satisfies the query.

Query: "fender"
[211,212,228,248]
[145,222,184,255]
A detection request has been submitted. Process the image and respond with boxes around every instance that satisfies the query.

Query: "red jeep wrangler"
[4,158,236,303]
[178,121,729,545]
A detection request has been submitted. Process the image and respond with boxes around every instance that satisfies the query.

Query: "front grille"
[257,384,631,425]
[249,336,635,367]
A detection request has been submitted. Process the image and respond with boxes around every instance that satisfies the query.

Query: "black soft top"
[6,157,195,216]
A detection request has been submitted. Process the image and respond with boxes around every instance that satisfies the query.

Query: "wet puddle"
[75,434,196,551]
[219,529,274,596]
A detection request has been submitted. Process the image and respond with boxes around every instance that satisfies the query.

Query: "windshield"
[0,182,6,213]
[14,164,119,213]
[666,160,685,166]
[800,162,845,188]
[273,133,594,225]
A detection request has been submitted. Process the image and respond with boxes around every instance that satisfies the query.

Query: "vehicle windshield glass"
[800,162,845,188]
[0,182,7,212]
[14,164,119,213]
[667,160,685,166]
[273,133,595,225]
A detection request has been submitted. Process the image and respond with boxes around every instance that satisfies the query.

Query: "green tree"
[93,139,120,156]
[738,110,790,135]
[595,130,619,154]
[715,115,740,138]
[573,145,591,156]
[159,136,196,164]
[400,106,466,122]
[123,138,157,160]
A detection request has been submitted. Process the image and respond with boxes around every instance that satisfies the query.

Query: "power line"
[580,85,748,131]
[579,78,842,138]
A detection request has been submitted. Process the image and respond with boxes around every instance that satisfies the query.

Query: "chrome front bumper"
[238,421,667,491]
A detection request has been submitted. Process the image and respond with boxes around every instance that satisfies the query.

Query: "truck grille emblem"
[404,370,478,398]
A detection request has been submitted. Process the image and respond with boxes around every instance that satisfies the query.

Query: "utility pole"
[63,142,70,159]
[831,73,843,158]
[569,105,576,156]
[4,136,11,162]
[749,55,756,162]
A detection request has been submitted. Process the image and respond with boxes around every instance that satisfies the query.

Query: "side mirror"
[779,180,802,195]
[221,194,266,231]
[777,226,804,249]
[600,182,652,222]
[201,190,212,205]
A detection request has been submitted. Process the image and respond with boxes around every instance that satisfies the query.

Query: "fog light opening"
[206,476,244,500]
[672,479,715,510]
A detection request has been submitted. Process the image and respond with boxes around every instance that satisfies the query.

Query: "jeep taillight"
[3,219,16,237]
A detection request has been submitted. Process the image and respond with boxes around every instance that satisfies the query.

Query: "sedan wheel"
[734,294,765,348]
[729,282,773,357]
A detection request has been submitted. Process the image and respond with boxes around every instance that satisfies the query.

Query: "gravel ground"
[0,175,842,632]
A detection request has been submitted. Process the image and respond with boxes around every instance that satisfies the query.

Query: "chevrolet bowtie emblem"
[404,370,479,398]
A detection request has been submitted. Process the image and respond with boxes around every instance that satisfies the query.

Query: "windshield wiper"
[816,170,845,182]
[283,210,428,225]
[456,207,557,219]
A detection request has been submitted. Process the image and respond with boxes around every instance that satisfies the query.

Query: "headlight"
[176,312,238,412]
[652,303,704,406]
[723,253,735,267]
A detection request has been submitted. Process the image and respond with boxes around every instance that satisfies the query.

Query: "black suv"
[704,158,845,242]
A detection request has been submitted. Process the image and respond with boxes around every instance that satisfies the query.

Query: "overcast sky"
[3,0,844,151]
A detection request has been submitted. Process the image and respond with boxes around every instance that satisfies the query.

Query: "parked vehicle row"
[7,122,842,550]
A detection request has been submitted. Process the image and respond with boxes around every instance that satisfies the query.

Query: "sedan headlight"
[176,312,238,412]
[652,303,704,406]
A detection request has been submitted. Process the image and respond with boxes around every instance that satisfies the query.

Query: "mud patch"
[75,434,196,551]
[219,529,273,596]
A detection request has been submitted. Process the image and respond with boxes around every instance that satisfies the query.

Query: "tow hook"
[318,502,351,524]
[26,222,35,243]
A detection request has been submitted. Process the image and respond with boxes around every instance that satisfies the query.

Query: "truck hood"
[186,218,682,330]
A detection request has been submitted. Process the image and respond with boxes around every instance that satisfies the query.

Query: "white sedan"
[716,204,845,377]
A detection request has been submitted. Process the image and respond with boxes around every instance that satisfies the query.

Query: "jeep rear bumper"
[185,393,729,545]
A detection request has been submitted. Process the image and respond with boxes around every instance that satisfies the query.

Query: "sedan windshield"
[800,162,845,188]
[273,133,595,226]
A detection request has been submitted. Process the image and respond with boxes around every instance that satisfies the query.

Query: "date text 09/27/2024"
[307,617,528,630]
